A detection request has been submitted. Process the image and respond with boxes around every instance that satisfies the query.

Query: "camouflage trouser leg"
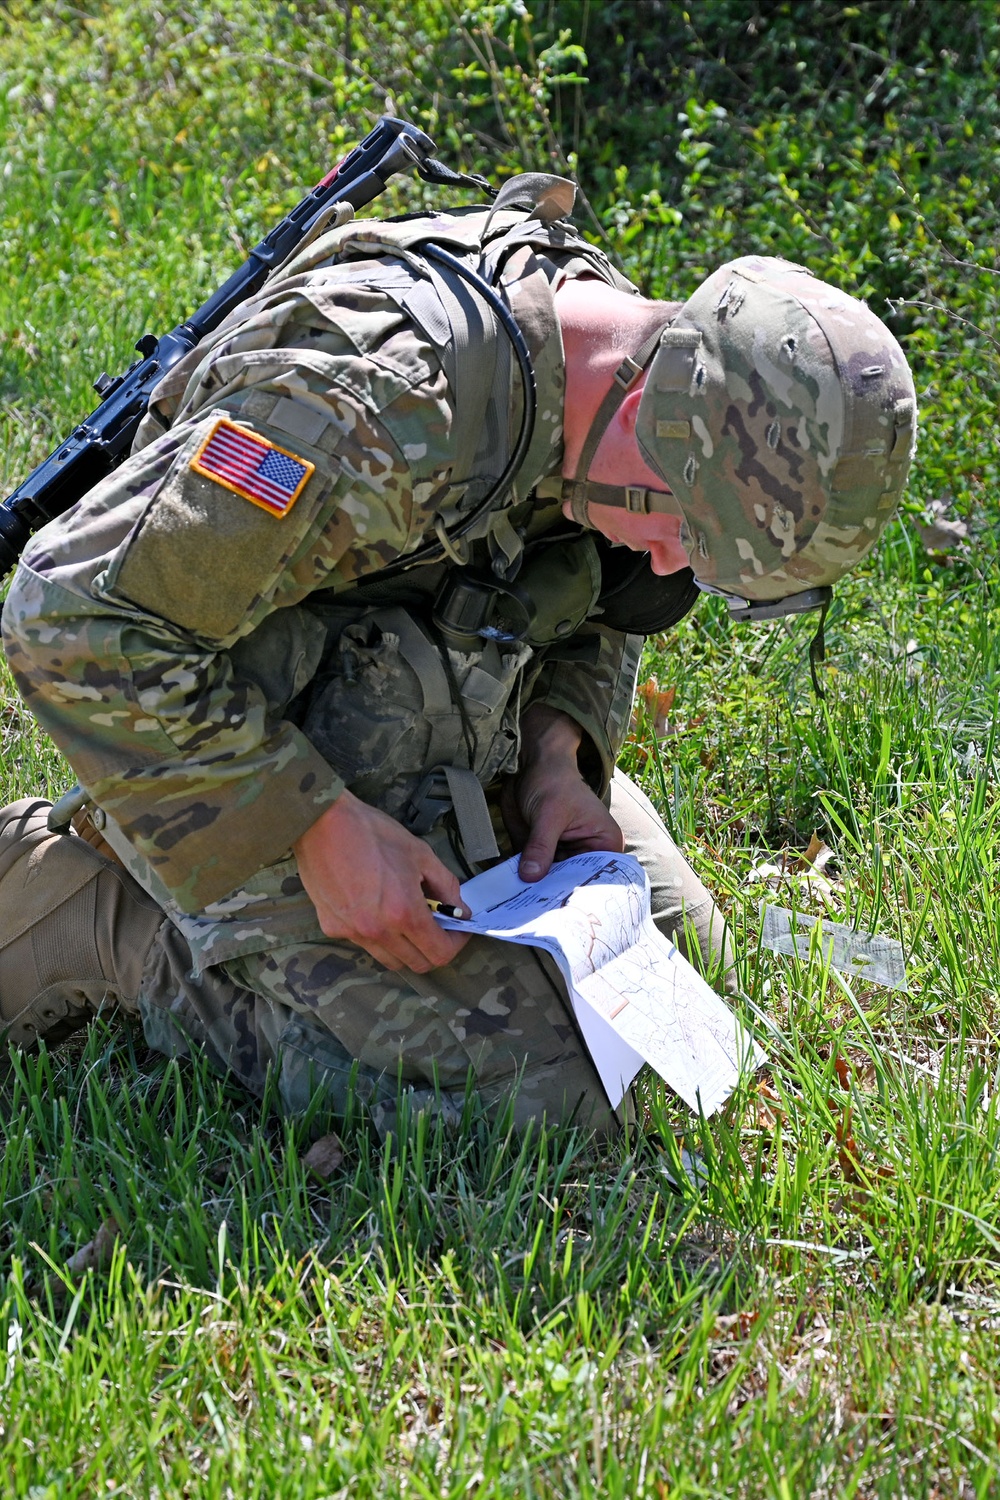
[609,770,736,993]
[233,935,607,1134]
[138,769,733,1132]
[140,919,612,1133]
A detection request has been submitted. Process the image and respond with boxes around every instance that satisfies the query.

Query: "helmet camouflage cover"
[635,256,917,602]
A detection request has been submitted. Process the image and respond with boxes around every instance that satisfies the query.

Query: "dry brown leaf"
[831,1053,863,1184]
[916,498,970,557]
[746,866,840,906]
[797,834,835,873]
[827,1055,894,1187]
[750,1080,787,1131]
[11,329,40,362]
[917,516,969,554]
[624,736,650,769]
[39,1174,81,1212]
[302,1132,345,1181]
[714,1310,758,1340]
[635,677,676,736]
[66,1216,122,1275]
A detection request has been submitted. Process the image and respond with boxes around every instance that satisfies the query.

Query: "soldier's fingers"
[354,894,467,973]
[356,928,437,973]
[407,931,471,974]
[357,937,409,971]
[404,906,469,971]
[517,808,563,882]
[374,929,467,975]
[560,817,625,856]
[417,850,464,907]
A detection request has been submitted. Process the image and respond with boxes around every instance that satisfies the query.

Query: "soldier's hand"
[502,705,624,882]
[293,792,471,973]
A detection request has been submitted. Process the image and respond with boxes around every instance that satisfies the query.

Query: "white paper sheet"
[434,852,765,1113]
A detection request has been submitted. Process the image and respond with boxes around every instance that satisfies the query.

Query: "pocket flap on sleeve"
[101,412,338,644]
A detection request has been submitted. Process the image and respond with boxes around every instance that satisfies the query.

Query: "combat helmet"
[555,256,916,676]
[635,255,916,607]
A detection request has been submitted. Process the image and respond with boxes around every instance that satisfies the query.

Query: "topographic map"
[433,851,765,1113]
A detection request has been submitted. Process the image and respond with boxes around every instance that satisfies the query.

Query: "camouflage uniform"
[1,191,729,1130]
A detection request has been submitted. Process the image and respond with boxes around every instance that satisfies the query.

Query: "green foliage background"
[2,3,1000,1496]
[4,0,1000,507]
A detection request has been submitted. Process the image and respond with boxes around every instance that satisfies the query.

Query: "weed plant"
[1,4,999,1496]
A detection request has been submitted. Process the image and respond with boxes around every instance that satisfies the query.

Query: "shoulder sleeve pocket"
[100,410,339,645]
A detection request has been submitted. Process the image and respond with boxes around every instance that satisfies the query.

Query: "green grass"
[3,4,1000,1496]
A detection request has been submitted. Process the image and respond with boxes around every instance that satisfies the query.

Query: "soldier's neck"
[555,278,667,485]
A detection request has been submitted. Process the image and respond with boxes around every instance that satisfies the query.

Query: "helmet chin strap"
[543,318,678,526]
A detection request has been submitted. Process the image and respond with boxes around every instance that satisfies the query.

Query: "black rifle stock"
[0,117,445,578]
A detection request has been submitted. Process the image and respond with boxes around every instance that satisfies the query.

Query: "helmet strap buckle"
[613,354,644,390]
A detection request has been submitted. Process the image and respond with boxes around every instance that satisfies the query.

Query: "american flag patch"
[190,417,315,517]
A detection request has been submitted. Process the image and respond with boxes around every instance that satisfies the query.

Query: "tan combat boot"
[0,799,165,1050]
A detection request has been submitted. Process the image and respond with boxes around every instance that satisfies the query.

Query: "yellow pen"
[426,898,470,920]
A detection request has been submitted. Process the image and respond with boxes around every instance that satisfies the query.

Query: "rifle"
[0,117,490,579]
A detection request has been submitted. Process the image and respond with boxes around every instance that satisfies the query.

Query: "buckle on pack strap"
[403,766,500,865]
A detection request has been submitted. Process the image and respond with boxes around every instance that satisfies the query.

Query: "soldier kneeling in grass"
[0,171,915,1130]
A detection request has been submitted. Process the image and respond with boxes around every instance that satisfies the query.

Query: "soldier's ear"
[618,381,647,435]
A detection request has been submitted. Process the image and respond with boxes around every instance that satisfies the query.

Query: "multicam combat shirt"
[2,195,644,965]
